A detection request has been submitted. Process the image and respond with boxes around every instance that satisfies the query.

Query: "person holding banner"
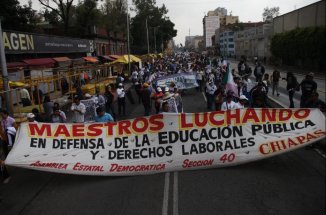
[71,96,86,123]
[141,83,152,116]
[236,95,249,109]
[196,70,203,92]
[95,107,114,122]
[206,80,217,110]
[104,85,116,120]
[117,83,126,116]
[151,87,164,114]
[221,91,238,111]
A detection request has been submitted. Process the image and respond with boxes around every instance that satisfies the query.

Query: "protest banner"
[156,72,198,89]
[5,108,326,176]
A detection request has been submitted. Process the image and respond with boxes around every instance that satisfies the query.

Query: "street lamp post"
[0,18,12,114]
[154,27,157,53]
[146,18,150,54]
[126,0,131,74]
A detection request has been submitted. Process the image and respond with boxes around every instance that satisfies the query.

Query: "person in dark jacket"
[254,62,265,82]
[104,85,116,120]
[283,72,299,108]
[141,83,152,116]
[299,72,317,108]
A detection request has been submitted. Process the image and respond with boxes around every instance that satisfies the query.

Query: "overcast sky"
[20,0,320,45]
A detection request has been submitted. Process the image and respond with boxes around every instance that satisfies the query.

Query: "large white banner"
[5,109,326,176]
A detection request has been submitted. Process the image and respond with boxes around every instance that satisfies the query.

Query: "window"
[228,38,233,42]
[228,44,234,48]
[228,32,234,36]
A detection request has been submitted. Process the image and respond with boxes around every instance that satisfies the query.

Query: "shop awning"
[102,55,116,61]
[83,56,99,63]
[23,58,56,68]
[72,58,85,66]
[109,55,141,65]
[53,57,72,62]
[109,55,121,60]
[6,62,28,70]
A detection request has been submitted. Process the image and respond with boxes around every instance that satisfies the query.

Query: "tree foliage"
[38,0,75,33]
[0,0,41,31]
[101,0,127,35]
[271,27,326,70]
[262,7,279,22]
[73,0,102,37]
[131,0,177,54]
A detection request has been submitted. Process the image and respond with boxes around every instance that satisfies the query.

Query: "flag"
[223,63,239,97]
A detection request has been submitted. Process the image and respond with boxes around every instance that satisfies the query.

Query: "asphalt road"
[1,88,325,215]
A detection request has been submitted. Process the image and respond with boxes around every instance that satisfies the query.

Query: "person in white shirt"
[221,92,237,111]
[71,96,86,123]
[236,95,248,109]
[116,83,126,116]
[20,88,31,107]
[206,81,217,110]
[131,70,138,84]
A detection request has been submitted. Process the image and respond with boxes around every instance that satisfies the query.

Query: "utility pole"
[126,0,131,74]
[0,18,12,114]
[146,18,150,54]
[154,28,156,53]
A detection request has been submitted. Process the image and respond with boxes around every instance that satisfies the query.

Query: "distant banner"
[5,109,326,176]
[156,72,198,89]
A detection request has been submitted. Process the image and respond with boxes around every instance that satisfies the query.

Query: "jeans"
[118,97,126,115]
[272,82,279,95]
[21,98,31,107]
[289,90,295,108]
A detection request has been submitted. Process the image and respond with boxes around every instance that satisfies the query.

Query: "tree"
[73,0,101,37]
[262,7,280,22]
[38,0,75,33]
[0,0,40,31]
[131,0,177,54]
[101,0,127,34]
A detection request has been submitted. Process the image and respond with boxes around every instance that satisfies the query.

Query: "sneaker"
[3,176,11,184]
[277,93,280,96]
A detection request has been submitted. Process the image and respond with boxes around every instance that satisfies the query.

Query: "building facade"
[203,16,220,48]
[234,23,272,60]
[219,30,235,57]
[273,0,325,34]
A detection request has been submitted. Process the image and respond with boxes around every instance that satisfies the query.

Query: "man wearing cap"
[236,95,248,109]
[71,96,86,123]
[299,73,317,108]
[141,83,152,116]
[27,113,37,123]
[116,83,126,116]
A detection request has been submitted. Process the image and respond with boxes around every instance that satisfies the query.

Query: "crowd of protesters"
[0,52,325,184]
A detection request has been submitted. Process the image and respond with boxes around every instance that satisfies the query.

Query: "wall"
[273,0,325,34]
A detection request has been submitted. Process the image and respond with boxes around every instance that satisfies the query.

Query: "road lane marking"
[162,172,170,215]
[173,172,179,215]
[202,92,207,102]
[314,148,326,159]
